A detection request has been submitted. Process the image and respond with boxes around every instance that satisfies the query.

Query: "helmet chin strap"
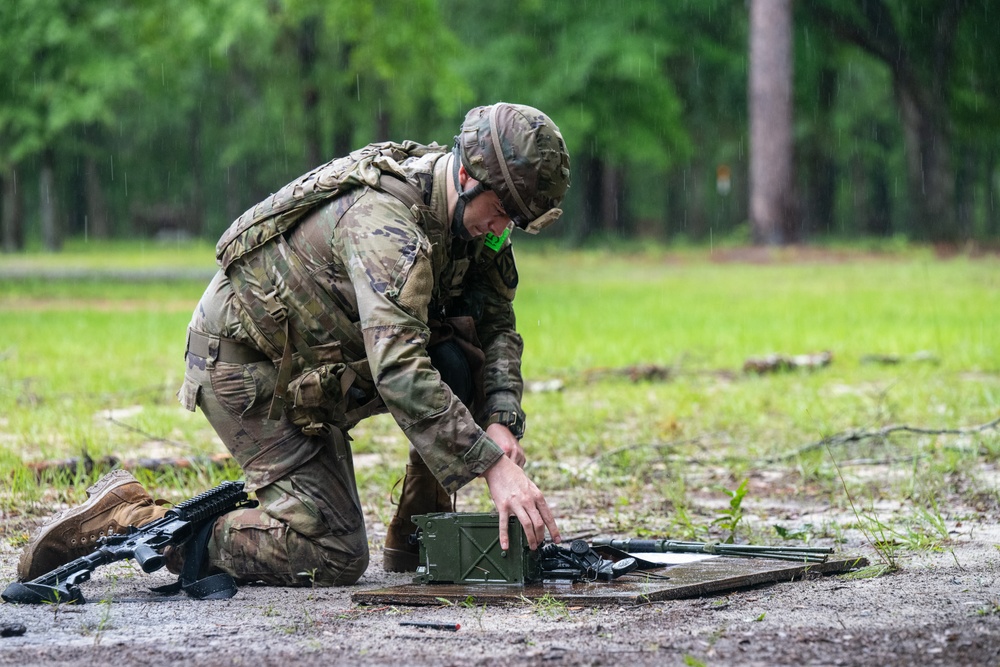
[451,150,488,241]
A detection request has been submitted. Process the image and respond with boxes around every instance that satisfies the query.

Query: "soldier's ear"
[457,163,475,189]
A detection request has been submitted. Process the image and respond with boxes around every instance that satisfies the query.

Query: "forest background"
[2,0,999,252]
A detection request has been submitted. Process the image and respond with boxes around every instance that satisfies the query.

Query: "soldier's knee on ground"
[209,505,370,586]
[310,537,369,586]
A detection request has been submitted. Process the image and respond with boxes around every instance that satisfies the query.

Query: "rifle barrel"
[592,538,832,562]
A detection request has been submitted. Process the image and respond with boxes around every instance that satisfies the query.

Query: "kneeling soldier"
[18,103,569,586]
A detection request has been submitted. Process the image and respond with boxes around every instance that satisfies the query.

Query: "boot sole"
[382,547,420,573]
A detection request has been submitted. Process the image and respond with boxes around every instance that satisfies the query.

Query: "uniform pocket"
[285,363,350,429]
[177,375,202,412]
[210,360,276,418]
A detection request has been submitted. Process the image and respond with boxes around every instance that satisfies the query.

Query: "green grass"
[517,251,996,373]
[1,241,999,562]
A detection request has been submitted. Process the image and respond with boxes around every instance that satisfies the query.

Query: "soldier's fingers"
[497,508,510,551]
[513,503,546,550]
[516,509,540,551]
[538,499,561,544]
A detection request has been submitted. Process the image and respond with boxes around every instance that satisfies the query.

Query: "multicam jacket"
[188,145,524,494]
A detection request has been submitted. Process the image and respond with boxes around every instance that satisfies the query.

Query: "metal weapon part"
[592,538,833,563]
[538,540,638,581]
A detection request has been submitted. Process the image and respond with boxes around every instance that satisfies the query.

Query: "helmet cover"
[455,103,571,232]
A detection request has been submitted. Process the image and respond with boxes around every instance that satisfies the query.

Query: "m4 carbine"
[2,480,255,604]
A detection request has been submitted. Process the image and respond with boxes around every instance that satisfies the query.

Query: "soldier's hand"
[481,456,561,551]
[485,423,526,467]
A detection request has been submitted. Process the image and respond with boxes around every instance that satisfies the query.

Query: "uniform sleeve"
[463,241,526,425]
[335,190,504,493]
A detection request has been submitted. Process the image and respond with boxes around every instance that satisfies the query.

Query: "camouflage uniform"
[180,147,525,585]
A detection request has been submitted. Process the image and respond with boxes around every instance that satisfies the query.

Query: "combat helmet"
[452,103,571,234]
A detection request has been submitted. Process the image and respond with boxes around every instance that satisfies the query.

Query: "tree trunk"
[84,156,111,239]
[333,123,353,159]
[332,43,355,157]
[867,161,892,237]
[986,150,998,240]
[748,0,796,245]
[866,120,893,237]
[224,164,242,224]
[2,166,24,252]
[298,16,322,169]
[189,112,205,236]
[40,150,61,251]
[802,66,838,239]
[848,154,868,237]
[577,149,602,240]
[375,92,391,143]
[687,161,709,240]
[664,167,692,241]
[896,83,955,242]
[954,146,976,242]
[600,162,622,236]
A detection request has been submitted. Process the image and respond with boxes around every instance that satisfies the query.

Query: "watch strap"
[485,410,525,440]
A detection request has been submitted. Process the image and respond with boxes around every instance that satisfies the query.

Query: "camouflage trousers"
[180,331,369,586]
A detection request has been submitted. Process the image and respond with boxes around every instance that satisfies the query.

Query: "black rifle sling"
[151,521,238,600]
[178,521,238,600]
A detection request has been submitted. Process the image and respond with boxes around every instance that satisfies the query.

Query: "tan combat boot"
[17,469,169,581]
[383,461,453,572]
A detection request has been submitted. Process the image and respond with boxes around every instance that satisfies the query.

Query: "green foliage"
[975,600,1000,617]
[712,479,749,543]
[774,524,812,542]
[449,0,691,168]
[520,593,571,621]
[1,1,999,246]
[0,1,144,165]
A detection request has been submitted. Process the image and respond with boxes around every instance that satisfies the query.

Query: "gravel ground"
[2,524,999,666]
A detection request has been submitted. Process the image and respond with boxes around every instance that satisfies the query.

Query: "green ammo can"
[412,512,542,584]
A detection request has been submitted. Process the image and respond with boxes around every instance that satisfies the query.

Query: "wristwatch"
[485,410,526,440]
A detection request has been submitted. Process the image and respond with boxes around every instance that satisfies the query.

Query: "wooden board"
[352,556,867,607]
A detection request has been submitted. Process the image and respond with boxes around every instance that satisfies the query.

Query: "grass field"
[1,240,998,564]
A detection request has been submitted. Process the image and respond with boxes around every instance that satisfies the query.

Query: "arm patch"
[393,253,433,322]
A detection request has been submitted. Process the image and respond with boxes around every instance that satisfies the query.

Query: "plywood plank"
[352,556,867,607]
